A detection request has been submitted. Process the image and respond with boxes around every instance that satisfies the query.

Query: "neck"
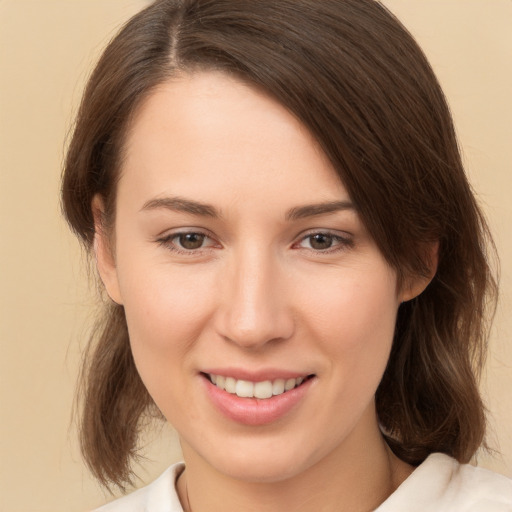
[177,409,413,512]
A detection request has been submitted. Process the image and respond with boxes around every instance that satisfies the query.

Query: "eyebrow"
[140,197,220,217]
[140,196,355,220]
[285,200,355,220]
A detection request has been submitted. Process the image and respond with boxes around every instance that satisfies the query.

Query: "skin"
[94,71,430,511]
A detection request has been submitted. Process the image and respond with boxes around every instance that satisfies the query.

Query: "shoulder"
[92,462,185,512]
[377,453,512,511]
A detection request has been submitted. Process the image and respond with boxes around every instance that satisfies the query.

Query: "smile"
[207,374,310,399]
[203,371,316,425]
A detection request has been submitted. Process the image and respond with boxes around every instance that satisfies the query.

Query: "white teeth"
[225,377,236,394]
[209,374,307,399]
[254,380,273,399]
[272,379,285,395]
[235,380,254,398]
[284,378,296,391]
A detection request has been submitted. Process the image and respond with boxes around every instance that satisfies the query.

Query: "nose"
[214,245,295,350]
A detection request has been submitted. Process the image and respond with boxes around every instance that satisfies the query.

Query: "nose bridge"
[217,243,293,348]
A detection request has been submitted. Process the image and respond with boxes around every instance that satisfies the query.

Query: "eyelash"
[293,231,354,254]
[156,230,217,255]
[156,230,353,255]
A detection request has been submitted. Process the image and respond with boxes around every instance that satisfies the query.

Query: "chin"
[198,437,321,484]
[216,456,305,484]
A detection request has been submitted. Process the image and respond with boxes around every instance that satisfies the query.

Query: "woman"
[62,0,512,510]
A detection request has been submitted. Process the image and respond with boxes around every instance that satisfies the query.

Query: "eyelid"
[155,227,353,255]
[156,227,221,254]
[292,229,354,252]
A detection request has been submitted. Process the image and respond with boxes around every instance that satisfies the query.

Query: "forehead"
[119,71,348,211]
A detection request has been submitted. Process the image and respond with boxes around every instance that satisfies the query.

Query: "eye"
[157,230,218,253]
[305,233,335,250]
[296,231,353,252]
[176,232,207,250]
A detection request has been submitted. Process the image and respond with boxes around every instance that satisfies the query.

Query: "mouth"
[203,373,314,399]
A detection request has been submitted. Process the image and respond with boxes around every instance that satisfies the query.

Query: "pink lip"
[202,373,315,426]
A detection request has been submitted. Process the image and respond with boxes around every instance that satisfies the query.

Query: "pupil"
[310,234,332,250]
[179,233,204,250]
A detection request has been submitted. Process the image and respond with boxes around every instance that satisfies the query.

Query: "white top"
[94,453,512,511]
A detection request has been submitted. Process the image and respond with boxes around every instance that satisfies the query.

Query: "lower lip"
[203,376,314,426]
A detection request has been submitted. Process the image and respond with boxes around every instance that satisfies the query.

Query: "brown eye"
[295,231,353,253]
[178,233,206,250]
[157,230,219,255]
[309,233,334,250]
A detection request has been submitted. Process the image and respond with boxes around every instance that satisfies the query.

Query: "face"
[96,71,405,483]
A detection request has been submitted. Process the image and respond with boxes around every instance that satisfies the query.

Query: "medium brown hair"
[62,0,498,490]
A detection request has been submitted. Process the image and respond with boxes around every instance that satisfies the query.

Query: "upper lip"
[201,368,313,382]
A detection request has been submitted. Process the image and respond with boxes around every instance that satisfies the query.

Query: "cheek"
[298,264,398,397]
[115,258,217,395]
[117,272,215,423]
[300,265,398,348]
[118,254,214,340]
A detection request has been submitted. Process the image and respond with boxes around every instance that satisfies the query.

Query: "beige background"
[0,1,510,510]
